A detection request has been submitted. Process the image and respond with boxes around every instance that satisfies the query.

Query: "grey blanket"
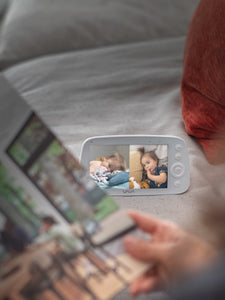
[4,37,225,227]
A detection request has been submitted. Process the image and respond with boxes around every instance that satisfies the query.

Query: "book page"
[0,75,150,300]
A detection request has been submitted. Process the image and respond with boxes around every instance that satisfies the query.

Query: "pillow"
[181,0,225,164]
[0,0,198,69]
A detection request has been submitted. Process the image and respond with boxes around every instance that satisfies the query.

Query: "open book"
[0,75,149,300]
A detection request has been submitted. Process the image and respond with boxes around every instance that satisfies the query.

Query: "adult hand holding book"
[124,211,217,296]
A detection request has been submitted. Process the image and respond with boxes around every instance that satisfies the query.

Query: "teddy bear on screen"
[129,177,150,189]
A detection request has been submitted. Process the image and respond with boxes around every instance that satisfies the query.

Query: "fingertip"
[126,210,147,224]
[129,282,139,297]
[129,276,158,297]
[141,277,158,293]
[126,210,138,218]
[127,211,160,234]
[124,235,138,251]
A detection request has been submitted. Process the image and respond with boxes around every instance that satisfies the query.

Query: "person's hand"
[146,169,152,176]
[146,170,154,180]
[89,160,101,175]
[124,211,217,296]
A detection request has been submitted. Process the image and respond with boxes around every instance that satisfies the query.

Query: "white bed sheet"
[0,0,198,69]
[4,37,225,232]
[2,1,224,299]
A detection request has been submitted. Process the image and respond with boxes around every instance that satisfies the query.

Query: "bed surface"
[4,36,225,227]
[0,0,198,69]
[1,1,225,299]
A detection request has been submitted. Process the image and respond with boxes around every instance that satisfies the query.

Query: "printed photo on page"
[0,75,149,300]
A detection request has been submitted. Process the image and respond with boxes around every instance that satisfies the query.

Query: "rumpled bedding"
[1,1,225,299]
[0,0,198,69]
[96,181,129,190]
[92,170,130,190]
[4,36,225,228]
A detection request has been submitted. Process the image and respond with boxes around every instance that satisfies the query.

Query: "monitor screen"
[89,144,168,190]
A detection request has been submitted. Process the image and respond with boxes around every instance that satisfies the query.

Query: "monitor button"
[171,162,185,178]
[174,180,181,188]
[175,152,182,161]
[175,144,182,151]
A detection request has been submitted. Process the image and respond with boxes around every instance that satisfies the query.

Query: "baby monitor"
[80,135,190,196]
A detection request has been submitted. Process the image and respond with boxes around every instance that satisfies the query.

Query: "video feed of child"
[89,145,168,190]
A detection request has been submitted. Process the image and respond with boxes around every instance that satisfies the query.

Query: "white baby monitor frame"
[80,135,190,196]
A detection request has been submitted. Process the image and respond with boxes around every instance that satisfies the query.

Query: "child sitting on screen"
[139,147,167,188]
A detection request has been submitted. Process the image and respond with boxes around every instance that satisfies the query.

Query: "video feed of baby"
[89,145,129,189]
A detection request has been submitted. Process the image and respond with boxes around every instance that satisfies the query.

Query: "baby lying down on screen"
[89,153,129,186]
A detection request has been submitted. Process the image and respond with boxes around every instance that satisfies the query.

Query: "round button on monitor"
[171,162,185,178]
[175,152,182,161]
[174,180,181,188]
[175,144,183,151]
